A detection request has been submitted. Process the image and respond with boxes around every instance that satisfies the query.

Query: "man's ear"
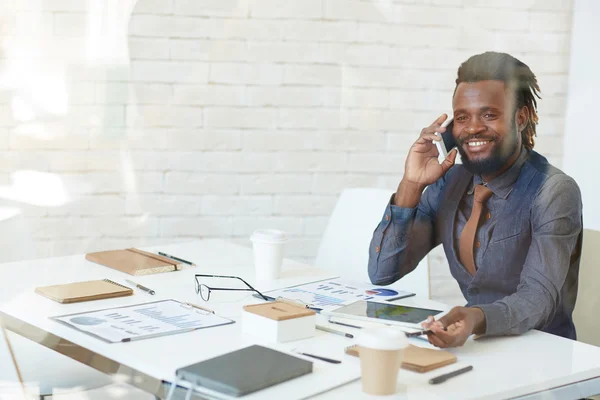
[515,106,529,133]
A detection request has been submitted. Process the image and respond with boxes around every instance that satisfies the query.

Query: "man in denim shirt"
[368,52,583,348]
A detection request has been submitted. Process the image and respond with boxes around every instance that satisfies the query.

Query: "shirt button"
[375,245,380,253]
[486,212,491,219]
[385,214,390,221]
[475,241,481,248]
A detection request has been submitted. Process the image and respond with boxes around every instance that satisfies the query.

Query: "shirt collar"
[468,147,528,199]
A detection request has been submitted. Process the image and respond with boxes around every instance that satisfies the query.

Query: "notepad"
[345,344,457,373]
[176,345,313,397]
[86,248,188,276]
[35,279,133,304]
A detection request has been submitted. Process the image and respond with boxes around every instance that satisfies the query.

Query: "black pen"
[385,292,416,302]
[328,320,363,329]
[429,366,473,384]
[405,329,433,337]
[158,252,196,266]
[298,352,341,364]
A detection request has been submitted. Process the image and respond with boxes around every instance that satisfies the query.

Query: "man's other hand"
[421,306,486,348]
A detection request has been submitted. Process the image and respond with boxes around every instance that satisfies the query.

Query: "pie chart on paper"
[70,316,106,326]
[365,288,399,297]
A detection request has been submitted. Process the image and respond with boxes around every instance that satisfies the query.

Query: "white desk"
[1,239,600,400]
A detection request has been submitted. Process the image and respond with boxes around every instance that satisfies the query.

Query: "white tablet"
[322,300,445,329]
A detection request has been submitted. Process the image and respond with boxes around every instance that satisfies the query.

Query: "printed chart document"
[262,278,414,311]
[52,299,234,343]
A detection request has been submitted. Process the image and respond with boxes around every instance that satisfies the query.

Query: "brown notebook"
[86,248,186,276]
[345,344,457,373]
[35,279,133,304]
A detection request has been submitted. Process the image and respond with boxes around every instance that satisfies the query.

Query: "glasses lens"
[200,284,210,301]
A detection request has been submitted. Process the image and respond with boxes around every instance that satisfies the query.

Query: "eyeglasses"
[194,274,269,302]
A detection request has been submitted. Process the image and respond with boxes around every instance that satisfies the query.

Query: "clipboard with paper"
[258,278,415,311]
[51,299,234,343]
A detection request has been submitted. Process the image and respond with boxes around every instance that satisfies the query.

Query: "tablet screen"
[332,301,442,324]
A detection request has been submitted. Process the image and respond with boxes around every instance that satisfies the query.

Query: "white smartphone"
[434,117,456,158]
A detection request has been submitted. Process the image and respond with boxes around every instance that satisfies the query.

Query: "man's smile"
[464,139,493,154]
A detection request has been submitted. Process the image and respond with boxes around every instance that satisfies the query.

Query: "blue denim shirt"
[368,149,583,339]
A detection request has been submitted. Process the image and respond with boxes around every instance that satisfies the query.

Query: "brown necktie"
[459,184,493,276]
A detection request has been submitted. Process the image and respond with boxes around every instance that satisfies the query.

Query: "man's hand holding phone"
[393,114,458,208]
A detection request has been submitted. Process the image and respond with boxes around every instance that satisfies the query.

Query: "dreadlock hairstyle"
[455,52,541,151]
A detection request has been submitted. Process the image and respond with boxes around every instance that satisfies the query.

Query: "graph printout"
[263,279,414,310]
[52,299,232,343]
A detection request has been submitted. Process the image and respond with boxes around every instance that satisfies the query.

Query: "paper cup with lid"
[356,327,408,395]
[250,229,287,282]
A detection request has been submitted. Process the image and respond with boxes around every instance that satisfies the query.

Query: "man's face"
[452,80,522,176]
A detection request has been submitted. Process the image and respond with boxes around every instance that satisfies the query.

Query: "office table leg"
[0,312,167,399]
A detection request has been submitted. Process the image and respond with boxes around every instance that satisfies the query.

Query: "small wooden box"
[242,301,316,343]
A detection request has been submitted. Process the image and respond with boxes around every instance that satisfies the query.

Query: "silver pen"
[316,325,354,338]
[121,327,196,342]
[125,279,156,295]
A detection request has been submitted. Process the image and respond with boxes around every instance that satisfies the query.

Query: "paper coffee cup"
[250,229,287,282]
[356,327,408,396]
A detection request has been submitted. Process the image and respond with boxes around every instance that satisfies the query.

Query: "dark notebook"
[176,345,313,397]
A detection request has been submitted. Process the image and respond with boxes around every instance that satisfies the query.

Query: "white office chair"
[573,229,600,347]
[314,188,430,298]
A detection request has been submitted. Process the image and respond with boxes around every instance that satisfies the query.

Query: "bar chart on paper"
[136,304,209,329]
[264,279,414,310]
[52,300,233,343]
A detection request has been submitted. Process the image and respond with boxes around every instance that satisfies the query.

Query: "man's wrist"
[393,179,426,207]
[469,307,486,335]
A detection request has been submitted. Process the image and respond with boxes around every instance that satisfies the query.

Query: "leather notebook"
[35,279,133,304]
[85,248,185,276]
[345,344,457,373]
[176,345,313,397]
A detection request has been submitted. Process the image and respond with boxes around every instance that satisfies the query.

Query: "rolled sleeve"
[474,303,509,336]
[368,177,445,286]
[368,196,417,285]
[390,203,417,223]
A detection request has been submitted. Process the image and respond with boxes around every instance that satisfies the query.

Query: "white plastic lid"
[250,229,288,244]
[356,327,408,350]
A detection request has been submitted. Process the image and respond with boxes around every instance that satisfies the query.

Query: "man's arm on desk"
[424,176,583,347]
[368,178,445,285]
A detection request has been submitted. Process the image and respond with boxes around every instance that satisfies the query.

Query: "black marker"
[429,366,473,384]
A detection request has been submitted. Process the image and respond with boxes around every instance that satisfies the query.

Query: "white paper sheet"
[52,299,233,343]
[263,278,414,310]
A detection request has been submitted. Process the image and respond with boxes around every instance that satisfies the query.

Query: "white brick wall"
[0,0,574,303]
